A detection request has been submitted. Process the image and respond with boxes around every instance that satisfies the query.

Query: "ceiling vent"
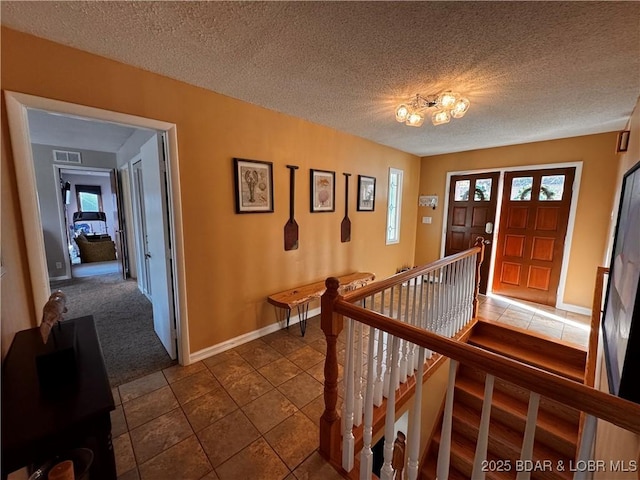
[53,150,82,164]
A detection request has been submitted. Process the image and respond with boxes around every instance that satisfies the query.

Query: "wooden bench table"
[268,272,375,336]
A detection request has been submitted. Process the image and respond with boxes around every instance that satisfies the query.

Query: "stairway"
[420,320,587,480]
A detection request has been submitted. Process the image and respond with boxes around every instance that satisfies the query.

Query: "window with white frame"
[386,168,403,244]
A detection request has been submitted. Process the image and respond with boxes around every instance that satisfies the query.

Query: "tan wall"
[415,133,621,309]
[0,28,420,357]
[594,98,640,479]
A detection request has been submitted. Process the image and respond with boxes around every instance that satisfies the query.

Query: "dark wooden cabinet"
[2,316,116,479]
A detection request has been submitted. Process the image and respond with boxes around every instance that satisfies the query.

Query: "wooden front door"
[492,167,576,305]
[445,172,500,294]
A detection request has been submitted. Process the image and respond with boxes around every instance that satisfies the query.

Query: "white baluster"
[516,392,541,480]
[468,255,475,322]
[380,336,401,480]
[383,287,395,396]
[354,322,364,426]
[397,284,407,385]
[360,328,377,480]
[406,279,416,373]
[342,317,355,472]
[573,415,597,480]
[444,264,452,337]
[471,374,495,479]
[437,359,458,480]
[406,346,426,480]
[425,275,434,359]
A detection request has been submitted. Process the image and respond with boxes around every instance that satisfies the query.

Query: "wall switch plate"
[422,217,432,224]
[56,262,63,269]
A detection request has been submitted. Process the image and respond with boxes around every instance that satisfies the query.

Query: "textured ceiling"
[27,109,139,153]
[3,1,640,156]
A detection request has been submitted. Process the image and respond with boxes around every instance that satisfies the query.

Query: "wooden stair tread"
[459,365,581,425]
[455,374,578,458]
[452,402,573,480]
[469,332,585,382]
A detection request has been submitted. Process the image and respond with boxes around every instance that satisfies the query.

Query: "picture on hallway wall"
[233,158,274,213]
[602,159,640,404]
[357,175,376,211]
[310,169,335,212]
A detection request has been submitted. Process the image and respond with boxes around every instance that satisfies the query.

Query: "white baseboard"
[49,275,70,281]
[189,306,321,364]
[555,302,591,316]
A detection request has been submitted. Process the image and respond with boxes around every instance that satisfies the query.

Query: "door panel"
[445,171,500,294]
[492,167,575,305]
[140,134,177,360]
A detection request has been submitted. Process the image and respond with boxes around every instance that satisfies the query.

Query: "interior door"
[492,167,576,306]
[445,172,500,294]
[140,133,177,360]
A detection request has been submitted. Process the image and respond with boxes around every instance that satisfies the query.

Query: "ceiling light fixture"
[395,91,470,127]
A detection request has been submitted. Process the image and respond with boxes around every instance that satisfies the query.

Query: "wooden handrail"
[585,266,609,387]
[333,299,640,435]
[342,245,482,304]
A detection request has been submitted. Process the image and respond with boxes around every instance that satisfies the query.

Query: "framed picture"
[233,158,274,213]
[310,169,335,212]
[602,160,640,404]
[357,175,376,211]
[617,130,631,153]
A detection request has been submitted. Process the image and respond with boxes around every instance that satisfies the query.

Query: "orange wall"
[0,28,420,356]
[416,133,621,309]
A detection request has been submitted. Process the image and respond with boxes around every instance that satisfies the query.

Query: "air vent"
[53,150,82,164]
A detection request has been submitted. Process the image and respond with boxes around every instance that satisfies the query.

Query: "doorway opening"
[5,91,188,382]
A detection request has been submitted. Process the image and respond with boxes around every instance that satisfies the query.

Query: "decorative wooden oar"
[341,172,351,243]
[284,165,299,250]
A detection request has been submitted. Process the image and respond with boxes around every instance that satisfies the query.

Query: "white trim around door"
[4,91,191,365]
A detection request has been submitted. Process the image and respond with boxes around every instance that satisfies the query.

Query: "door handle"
[145,253,152,259]
[485,222,494,234]
[484,239,492,245]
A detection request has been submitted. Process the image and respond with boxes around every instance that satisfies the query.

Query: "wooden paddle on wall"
[341,173,351,243]
[284,165,299,250]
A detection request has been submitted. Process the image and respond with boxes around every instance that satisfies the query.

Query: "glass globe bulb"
[451,98,470,118]
[406,112,424,127]
[395,104,410,123]
[432,110,451,126]
[437,91,457,110]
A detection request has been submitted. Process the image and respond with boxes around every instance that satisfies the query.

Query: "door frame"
[441,161,585,313]
[4,91,190,365]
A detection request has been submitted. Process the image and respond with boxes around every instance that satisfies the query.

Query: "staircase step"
[455,373,578,458]
[460,365,581,425]
[468,320,586,382]
[452,401,573,480]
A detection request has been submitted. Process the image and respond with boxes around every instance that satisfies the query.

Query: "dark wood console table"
[2,316,116,479]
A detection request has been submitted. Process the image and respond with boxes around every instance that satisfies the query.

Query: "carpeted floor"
[50,273,176,386]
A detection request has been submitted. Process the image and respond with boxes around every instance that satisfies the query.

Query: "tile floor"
[107,295,591,480]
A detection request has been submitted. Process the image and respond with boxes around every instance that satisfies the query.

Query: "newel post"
[472,237,486,318]
[320,277,344,464]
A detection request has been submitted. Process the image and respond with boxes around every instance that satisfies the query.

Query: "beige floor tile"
[198,409,261,467]
[234,337,268,355]
[300,327,325,344]
[118,467,140,480]
[565,311,592,325]
[264,411,318,470]
[300,394,325,426]
[496,315,530,330]
[119,371,167,403]
[170,370,220,405]
[242,389,298,434]
[112,387,122,406]
[239,342,284,369]
[138,435,212,480]
[287,345,325,371]
[182,388,238,432]
[123,385,180,429]
[111,405,128,437]
[202,349,242,369]
[163,361,206,384]
[223,370,274,406]
[113,432,137,477]
[278,372,324,409]
[306,359,342,385]
[259,357,302,387]
[292,450,346,480]
[215,437,289,480]
[307,338,327,355]
[263,334,307,356]
[207,355,255,384]
[129,408,193,464]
